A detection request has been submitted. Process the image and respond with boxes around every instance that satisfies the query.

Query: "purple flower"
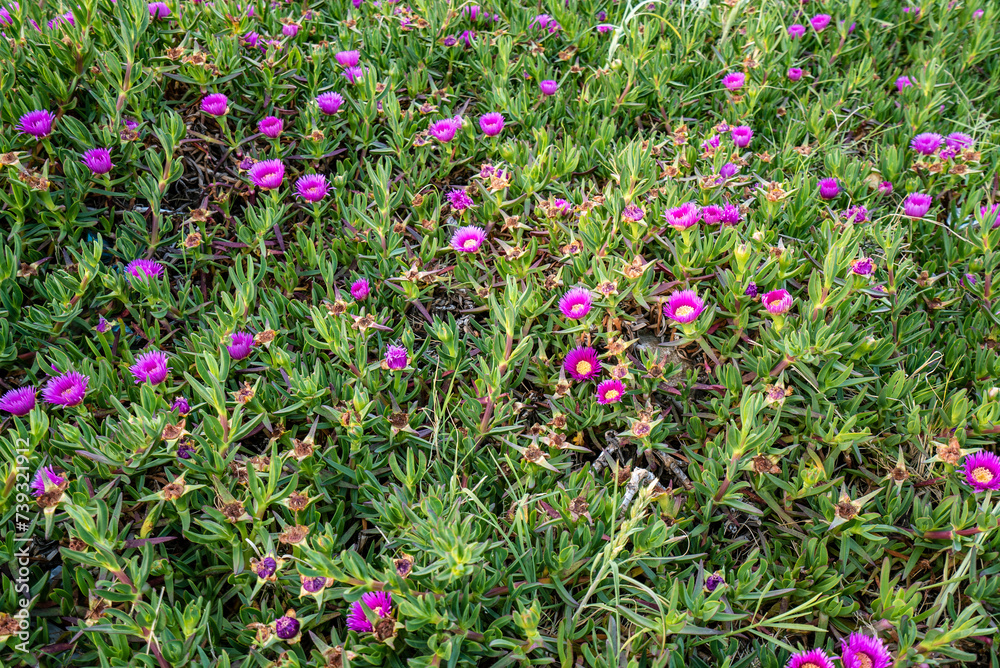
[450,225,486,252]
[702,205,723,224]
[227,332,255,360]
[350,278,370,300]
[702,134,721,151]
[596,379,625,405]
[878,181,893,196]
[242,31,260,48]
[945,132,973,150]
[282,22,299,37]
[895,76,912,92]
[295,174,328,202]
[564,347,601,381]
[336,50,360,67]
[720,203,741,225]
[850,257,874,276]
[443,35,458,47]
[479,112,505,137]
[664,202,701,230]
[459,30,475,47]
[720,163,740,179]
[762,289,793,315]
[622,204,645,222]
[0,387,36,416]
[43,372,89,407]
[177,441,195,459]
[596,23,613,33]
[172,396,190,414]
[559,288,593,320]
[963,451,1000,492]
[787,67,803,81]
[818,177,840,200]
[343,66,365,83]
[745,282,758,298]
[17,110,54,138]
[316,92,344,116]
[962,274,977,287]
[842,205,869,224]
[447,189,474,212]
[939,148,957,161]
[125,259,165,282]
[788,23,806,38]
[148,2,170,19]
[974,9,984,18]
[810,13,832,31]
[664,290,705,324]
[248,160,285,190]
[81,148,114,175]
[429,117,462,143]
[200,93,228,116]
[31,466,65,497]
[347,592,393,633]
[539,79,559,96]
[530,13,559,32]
[840,633,893,668]
[47,12,74,29]
[551,198,573,216]
[705,573,725,592]
[275,614,300,640]
[0,7,10,26]
[910,132,942,155]
[385,345,408,370]
[254,556,277,579]
[258,116,283,138]
[903,193,932,219]
[130,351,169,385]
[786,649,835,668]
[731,125,753,148]
[722,72,745,91]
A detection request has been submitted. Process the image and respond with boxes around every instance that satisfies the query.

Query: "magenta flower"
[840,633,892,668]
[722,72,745,91]
[450,225,487,253]
[786,649,835,668]
[530,14,559,32]
[479,112,505,137]
[43,372,89,407]
[295,174,328,202]
[731,125,753,148]
[720,203,741,225]
[788,23,806,38]
[385,345,408,370]
[282,22,299,37]
[258,116,283,138]
[248,160,285,190]
[559,287,593,320]
[664,290,705,324]
[227,332,255,360]
[702,134,721,151]
[895,76,912,92]
[125,259,165,282]
[945,132,973,149]
[963,451,1000,492]
[0,387,36,416]
[850,257,874,276]
[48,12,74,29]
[429,117,462,143]
[31,466,65,497]
[787,67,803,81]
[878,181,893,196]
[810,14,832,31]
[622,204,645,222]
[241,31,260,48]
[903,193,932,218]
[130,351,169,385]
[317,92,344,115]
[200,93,228,116]
[253,556,277,579]
[702,205,723,224]
[446,189,474,212]
[910,132,942,155]
[350,278,370,300]
[564,347,601,381]
[539,79,559,96]
[342,66,365,83]
[347,592,393,633]
[443,35,458,46]
[275,614,300,640]
[762,289,793,314]
[596,23,613,33]
[0,7,10,26]
[172,396,190,414]
[17,110,54,138]
[336,50,360,67]
[596,379,625,405]
[459,30,476,47]
[818,178,840,200]
[81,148,114,175]
[148,2,170,19]
[842,205,869,224]
[981,204,1000,229]
[720,163,740,179]
[664,202,701,230]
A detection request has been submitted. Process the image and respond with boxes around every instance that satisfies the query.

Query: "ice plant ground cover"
[3,0,1000,666]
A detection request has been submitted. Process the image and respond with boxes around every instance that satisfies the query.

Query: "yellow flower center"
[571,303,586,315]
[674,305,694,318]
[576,361,592,376]
[802,664,821,668]
[972,466,994,483]
[856,653,873,668]
[604,390,620,401]
[463,238,479,250]
[374,606,386,617]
